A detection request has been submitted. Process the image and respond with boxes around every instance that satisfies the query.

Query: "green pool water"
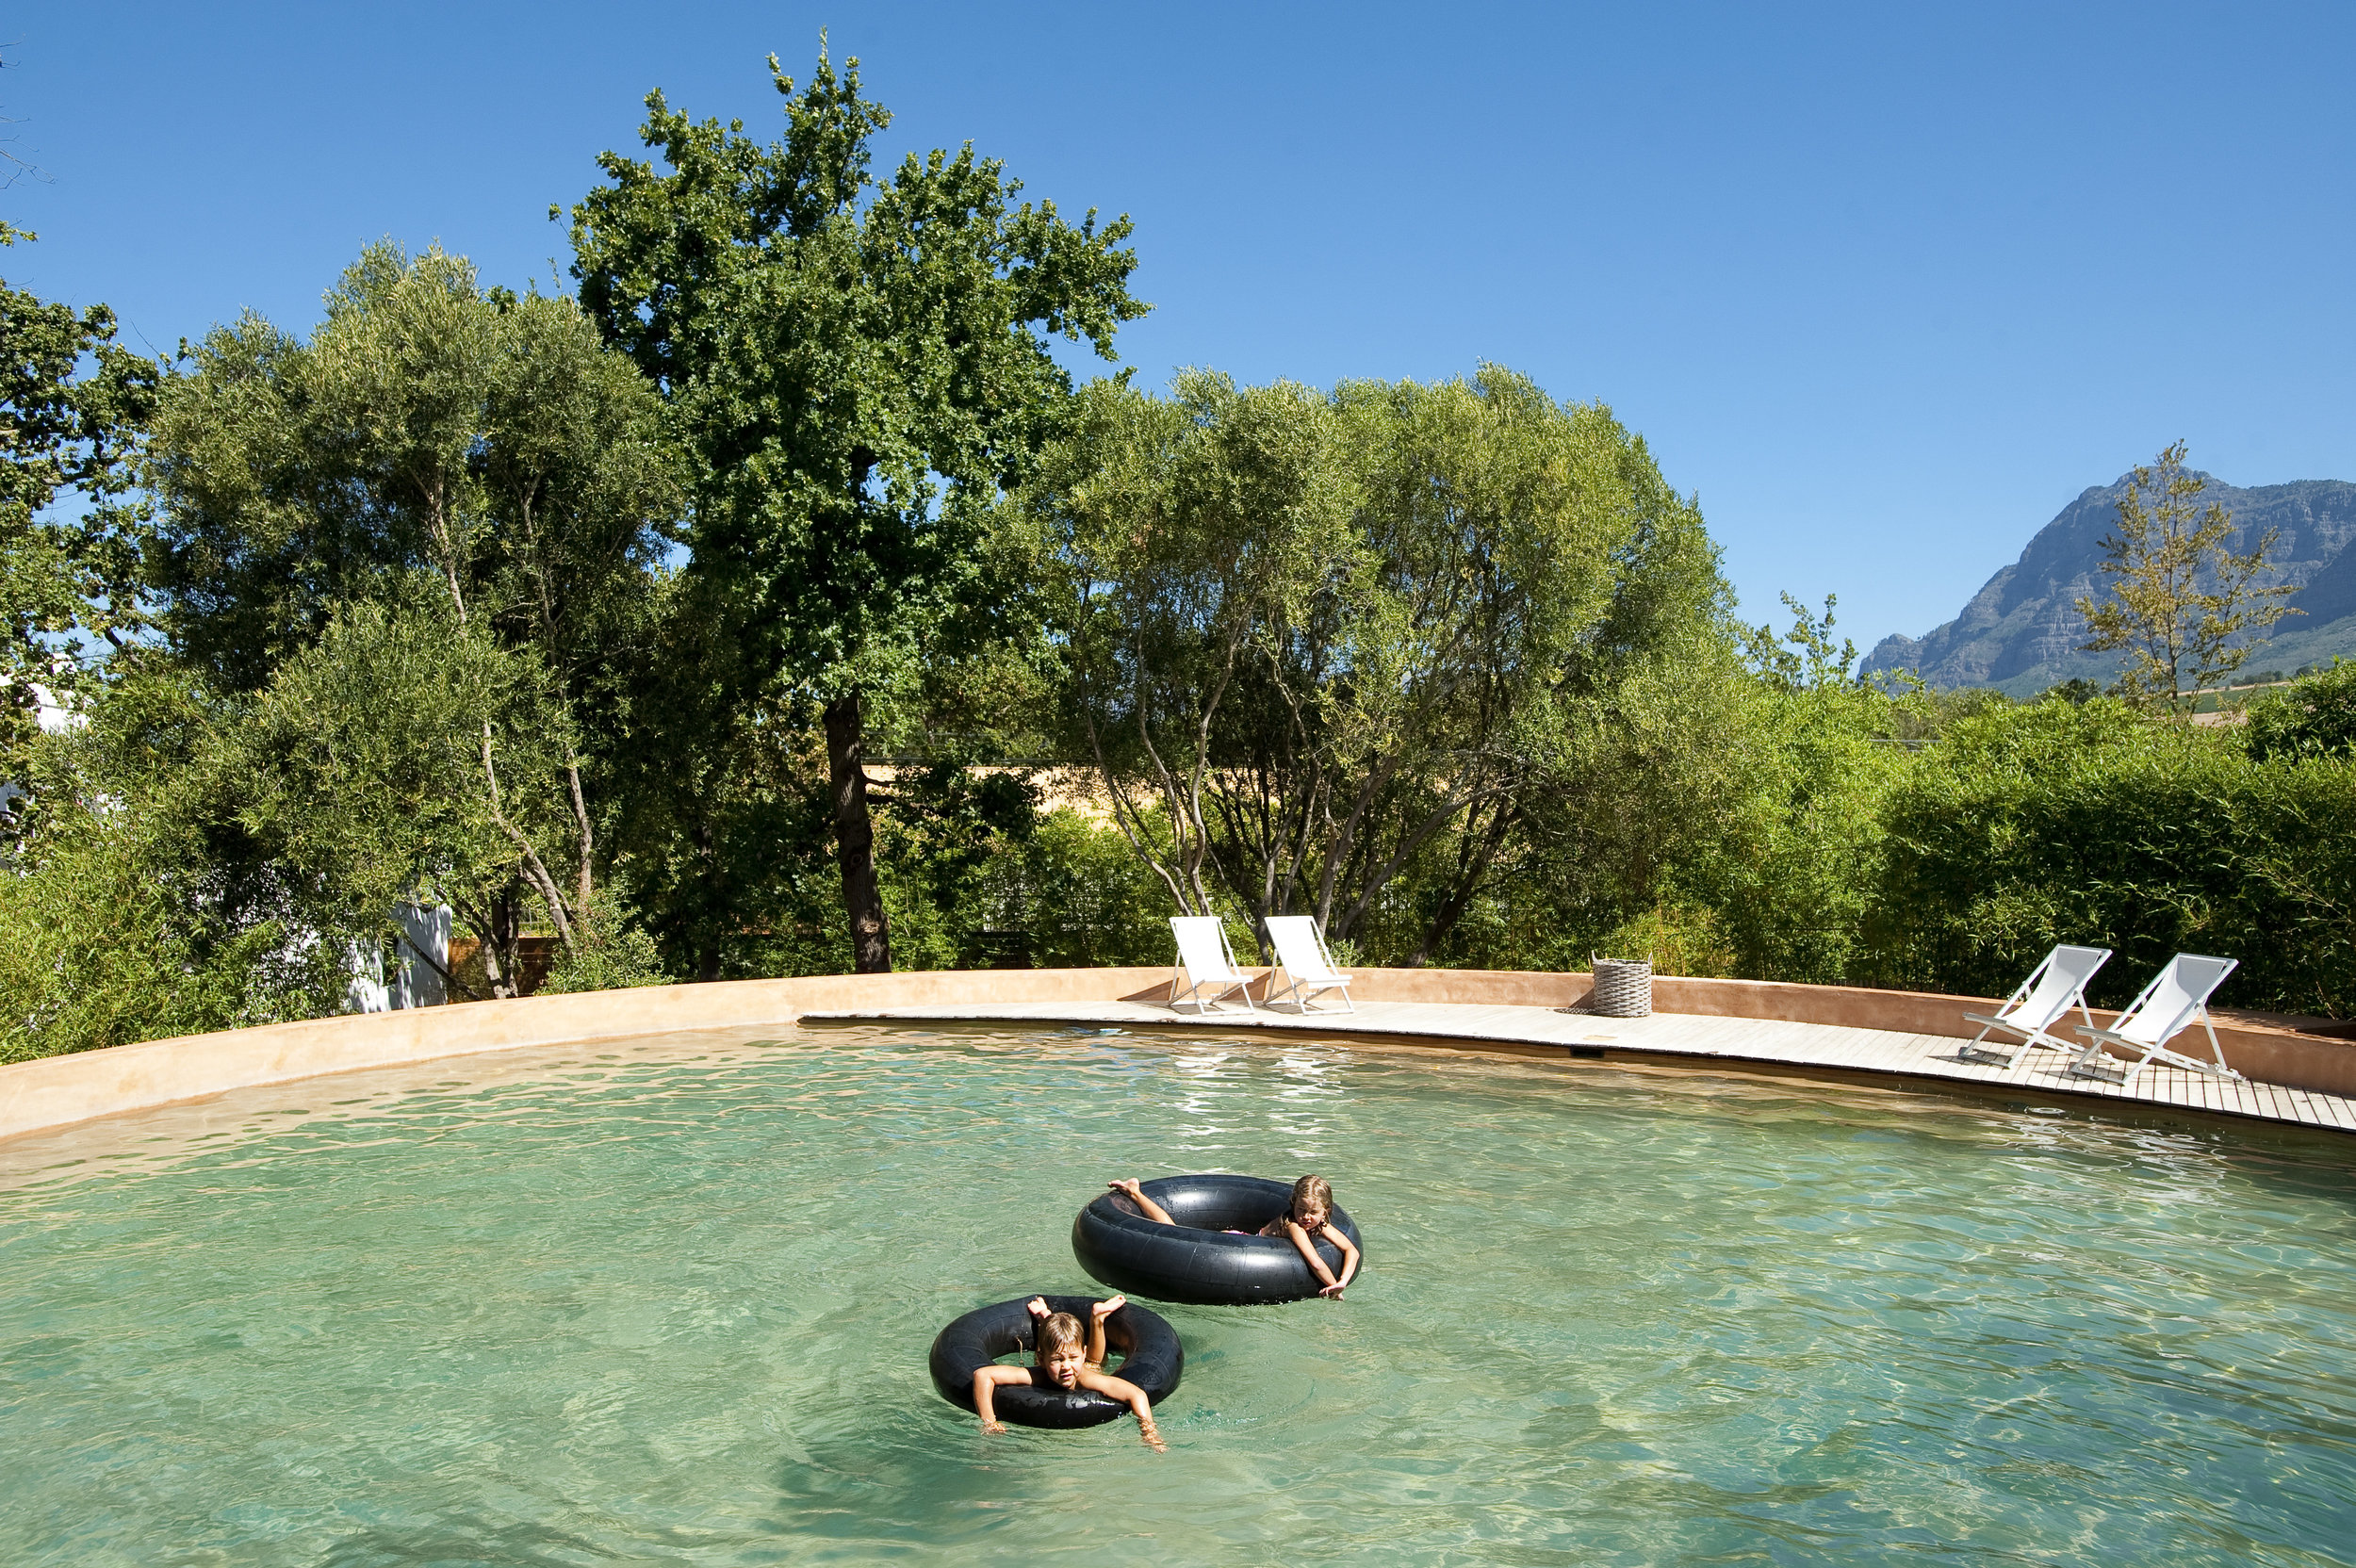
[3,1023,2353,1566]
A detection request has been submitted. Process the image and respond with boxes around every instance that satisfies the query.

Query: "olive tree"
[1032,366,1729,964]
[2076,442,2299,710]
[145,244,679,991]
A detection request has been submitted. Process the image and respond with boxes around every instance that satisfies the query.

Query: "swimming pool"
[3,1023,2351,1564]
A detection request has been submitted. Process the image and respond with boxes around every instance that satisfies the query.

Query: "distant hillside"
[1861,474,2356,696]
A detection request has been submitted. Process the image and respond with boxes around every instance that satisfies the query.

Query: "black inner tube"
[1072,1174,1366,1306]
[927,1294,1184,1429]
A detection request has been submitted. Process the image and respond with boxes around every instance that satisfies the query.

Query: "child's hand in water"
[1138,1413,1167,1452]
[1318,1282,1346,1299]
[1090,1295,1127,1324]
[982,1418,1007,1435]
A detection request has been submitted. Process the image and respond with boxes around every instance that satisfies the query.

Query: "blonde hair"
[1035,1312,1085,1361]
[1291,1174,1333,1222]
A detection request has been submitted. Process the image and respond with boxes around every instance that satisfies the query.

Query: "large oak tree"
[565,43,1144,972]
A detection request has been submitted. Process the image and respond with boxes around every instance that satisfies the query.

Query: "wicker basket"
[1587,955,1653,1019]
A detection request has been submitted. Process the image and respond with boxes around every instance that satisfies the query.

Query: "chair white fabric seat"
[1169,916,1256,1014]
[1954,943,2112,1067]
[1265,915,1353,1014]
[2064,953,2242,1086]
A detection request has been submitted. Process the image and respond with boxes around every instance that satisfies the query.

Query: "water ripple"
[1,1024,2352,1565]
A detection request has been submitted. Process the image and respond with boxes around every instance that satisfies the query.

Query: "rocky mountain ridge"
[1860,473,2356,694]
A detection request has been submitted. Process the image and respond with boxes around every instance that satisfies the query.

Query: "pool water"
[3,1024,2353,1566]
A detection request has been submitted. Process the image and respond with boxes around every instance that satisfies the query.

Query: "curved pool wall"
[5,967,2353,1144]
[8,1023,2355,1564]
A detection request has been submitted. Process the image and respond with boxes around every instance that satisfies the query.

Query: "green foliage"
[1592,905,1738,979]
[538,889,671,993]
[873,762,1039,971]
[566,45,1141,697]
[144,242,680,988]
[566,41,1145,971]
[1658,596,1910,984]
[0,718,340,1063]
[1865,699,2356,1016]
[597,569,839,981]
[991,807,1175,968]
[227,590,575,995]
[2074,442,2299,708]
[876,776,1174,972]
[0,233,161,767]
[1031,365,1730,964]
[1027,369,1352,923]
[2246,659,2356,760]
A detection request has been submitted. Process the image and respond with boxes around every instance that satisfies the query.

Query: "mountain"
[1860,474,2356,695]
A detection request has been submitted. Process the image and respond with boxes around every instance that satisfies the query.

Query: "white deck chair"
[1955,944,2112,1067]
[1265,915,1353,1014]
[1169,916,1256,1014]
[2064,954,2242,1086]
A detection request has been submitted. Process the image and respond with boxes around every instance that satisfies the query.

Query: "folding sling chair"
[1169,915,1256,1014]
[1954,944,2113,1067]
[2064,954,2242,1087]
[1265,915,1354,1014]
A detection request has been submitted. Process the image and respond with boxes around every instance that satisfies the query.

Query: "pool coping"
[4,967,2351,1143]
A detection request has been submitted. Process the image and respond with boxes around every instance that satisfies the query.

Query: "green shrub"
[982,807,1175,969]
[0,799,335,1062]
[538,890,672,993]
[2246,660,2356,761]
[1864,699,2356,1016]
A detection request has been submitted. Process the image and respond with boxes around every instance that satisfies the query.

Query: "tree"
[1031,367,1729,964]
[565,42,1146,972]
[145,244,681,991]
[0,653,349,1061]
[2076,442,2299,710]
[597,566,840,982]
[0,226,161,787]
[1317,370,1723,963]
[1029,371,1353,930]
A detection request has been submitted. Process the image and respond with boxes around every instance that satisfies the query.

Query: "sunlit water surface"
[3,1024,2353,1566]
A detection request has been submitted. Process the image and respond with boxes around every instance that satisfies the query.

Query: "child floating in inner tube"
[1108,1173,1363,1299]
[972,1295,1166,1449]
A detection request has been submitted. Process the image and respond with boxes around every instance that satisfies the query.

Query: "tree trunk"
[825,693,892,972]
[485,884,522,998]
[1405,803,1519,968]
[694,817,724,983]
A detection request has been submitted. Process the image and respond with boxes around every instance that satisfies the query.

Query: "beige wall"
[5,965,2350,1143]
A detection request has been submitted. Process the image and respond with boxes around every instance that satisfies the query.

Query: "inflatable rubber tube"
[1072,1174,1366,1306]
[928,1294,1184,1429]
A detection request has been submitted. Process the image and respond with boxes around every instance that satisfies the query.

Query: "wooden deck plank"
[806,998,2356,1134]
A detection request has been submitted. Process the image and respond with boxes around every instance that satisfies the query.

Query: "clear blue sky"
[9,2,2353,650]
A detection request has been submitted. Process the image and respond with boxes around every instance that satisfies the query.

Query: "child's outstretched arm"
[1317,1224,1361,1298]
[1107,1179,1177,1225]
[1279,1219,1344,1297]
[1086,1295,1126,1366]
[972,1365,1034,1435]
[1078,1368,1166,1450]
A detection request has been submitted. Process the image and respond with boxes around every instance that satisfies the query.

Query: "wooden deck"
[805,997,2356,1135]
